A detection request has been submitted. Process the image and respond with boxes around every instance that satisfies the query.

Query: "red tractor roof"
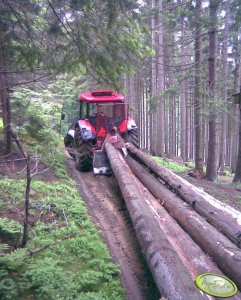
[79,90,125,103]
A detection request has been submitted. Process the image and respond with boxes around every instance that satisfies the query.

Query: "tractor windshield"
[96,103,128,137]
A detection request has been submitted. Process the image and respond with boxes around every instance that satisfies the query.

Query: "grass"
[152,156,192,173]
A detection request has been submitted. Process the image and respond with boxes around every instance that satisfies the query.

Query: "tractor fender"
[76,119,96,140]
[127,117,138,130]
[67,129,75,139]
[119,117,137,133]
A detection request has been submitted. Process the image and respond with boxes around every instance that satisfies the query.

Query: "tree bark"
[233,104,241,182]
[219,0,230,171]
[0,22,11,154]
[156,0,165,157]
[232,54,241,180]
[126,142,241,246]
[194,0,203,171]
[206,0,219,181]
[150,0,158,155]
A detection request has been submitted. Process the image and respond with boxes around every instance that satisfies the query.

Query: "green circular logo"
[195,273,237,298]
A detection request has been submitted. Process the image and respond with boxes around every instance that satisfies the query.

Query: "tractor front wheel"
[127,129,139,148]
[74,127,93,171]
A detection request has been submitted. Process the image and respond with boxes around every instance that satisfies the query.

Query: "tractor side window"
[88,103,97,127]
[80,101,87,119]
[88,103,97,116]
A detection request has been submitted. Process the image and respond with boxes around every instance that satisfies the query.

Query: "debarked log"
[125,156,241,292]
[126,143,241,247]
[105,143,204,300]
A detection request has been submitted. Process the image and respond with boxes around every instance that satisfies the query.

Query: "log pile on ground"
[126,143,241,247]
[125,156,241,292]
[105,143,205,300]
[105,142,241,298]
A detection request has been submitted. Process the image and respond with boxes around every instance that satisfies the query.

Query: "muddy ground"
[67,158,160,300]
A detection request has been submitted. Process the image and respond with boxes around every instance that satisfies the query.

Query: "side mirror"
[61,113,65,120]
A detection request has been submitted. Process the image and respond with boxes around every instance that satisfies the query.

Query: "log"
[133,177,220,300]
[126,143,241,247]
[105,143,204,300]
[125,156,241,293]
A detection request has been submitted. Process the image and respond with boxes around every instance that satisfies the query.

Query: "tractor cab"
[64,90,138,174]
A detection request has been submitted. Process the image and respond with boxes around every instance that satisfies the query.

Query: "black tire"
[74,127,93,171]
[127,129,139,148]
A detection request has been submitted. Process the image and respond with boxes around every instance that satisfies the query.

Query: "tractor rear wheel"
[74,127,93,171]
[127,129,139,148]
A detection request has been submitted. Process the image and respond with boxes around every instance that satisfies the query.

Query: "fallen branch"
[62,208,68,226]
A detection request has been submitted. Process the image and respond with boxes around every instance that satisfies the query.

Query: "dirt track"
[67,159,160,300]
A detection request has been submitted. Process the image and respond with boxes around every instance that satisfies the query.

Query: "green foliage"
[11,86,62,140]
[2,0,152,88]
[0,179,25,208]
[152,156,191,173]
[0,178,124,300]
[0,218,22,236]
[0,119,3,135]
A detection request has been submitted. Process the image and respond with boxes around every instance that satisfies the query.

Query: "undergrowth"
[152,156,192,173]
[0,84,124,299]
[0,169,124,300]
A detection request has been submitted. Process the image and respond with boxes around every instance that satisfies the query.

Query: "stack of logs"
[105,142,241,300]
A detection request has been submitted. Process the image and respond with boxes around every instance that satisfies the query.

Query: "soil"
[67,158,160,300]
[0,151,59,182]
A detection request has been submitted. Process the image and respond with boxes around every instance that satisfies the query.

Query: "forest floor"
[177,170,241,212]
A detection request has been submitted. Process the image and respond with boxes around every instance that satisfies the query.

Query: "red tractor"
[64,90,138,174]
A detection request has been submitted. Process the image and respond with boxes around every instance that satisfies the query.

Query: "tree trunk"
[231,57,241,172]
[150,0,157,155]
[0,23,11,154]
[206,0,219,181]
[185,87,190,160]
[10,130,31,247]
[21,154,31,247]
[233,103,241,182]
[219,0,230,172]
[156,0,165,157]
[194,0,203,171]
